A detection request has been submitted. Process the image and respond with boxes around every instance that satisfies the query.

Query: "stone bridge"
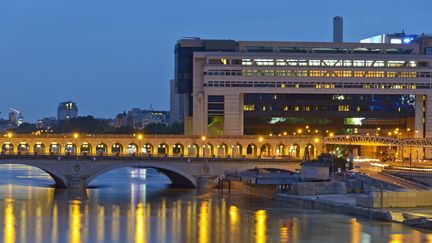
[0,156,301,189]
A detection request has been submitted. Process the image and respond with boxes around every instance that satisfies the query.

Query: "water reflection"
[0,165,431,243]
[4,199,15,243]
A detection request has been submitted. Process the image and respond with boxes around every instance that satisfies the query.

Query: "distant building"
[170,79,184,124]
[57,101,78,120]
[8,108,22,128]
[36,117,57,132]
[113,108,169,129]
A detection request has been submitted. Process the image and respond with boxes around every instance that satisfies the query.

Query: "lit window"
[338,105,349,112]
[243,105,255,111]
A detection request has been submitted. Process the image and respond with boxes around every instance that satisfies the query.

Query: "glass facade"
[243,94,415,135]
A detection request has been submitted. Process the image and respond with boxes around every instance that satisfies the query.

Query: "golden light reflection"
[20,205,26,243]
[4,199,16,243]
[229,206,239,243]
[199,201,209,243]
[35,206,42,243]
[427,234,432,243]
[389,234,404,243]
[255,210,267,243]
[97,206,105,242]
[69,200,82,243]
[158,199,167,243]
[412,230,422,243]
[280,226,289,243]
[51,204,58,243]
[186,201,192,242]
[350,218,361,243]
[135,202,147,243]
[111,205,120,242]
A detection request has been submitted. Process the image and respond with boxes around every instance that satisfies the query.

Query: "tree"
[10,123,36,134]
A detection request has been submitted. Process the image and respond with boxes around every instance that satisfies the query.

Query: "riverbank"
[275,192,432,230]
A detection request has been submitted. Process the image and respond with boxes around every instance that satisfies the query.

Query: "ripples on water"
[0,164,431,243]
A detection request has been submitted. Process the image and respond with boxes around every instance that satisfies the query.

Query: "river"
[0,164,431,243]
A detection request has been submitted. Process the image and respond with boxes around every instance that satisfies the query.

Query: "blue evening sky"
[0,0,431,122]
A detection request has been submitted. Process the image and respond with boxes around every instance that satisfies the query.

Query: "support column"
[192,57,206,136]
[424,94,432,159]
[224,93,244,135]
[414,95,425,159]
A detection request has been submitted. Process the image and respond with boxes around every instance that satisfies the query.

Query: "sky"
[0,0,431,122]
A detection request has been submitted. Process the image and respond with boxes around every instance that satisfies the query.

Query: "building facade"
[174,36,432,157]
[57,101,78,120]
[170,79,184,125]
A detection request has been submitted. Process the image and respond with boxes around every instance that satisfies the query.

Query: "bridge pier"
[197,176,217,189]
[66,177,87,189]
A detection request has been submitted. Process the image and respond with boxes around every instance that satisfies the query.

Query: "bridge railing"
[0,154,303,163]
[2,133,320,140]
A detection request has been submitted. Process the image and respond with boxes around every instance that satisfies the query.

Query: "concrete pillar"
[67,177,86,189]
[415,94,425,138]
[91,146,97,156]
[425,94,432,159]
[192,58,206,136]
[224,93,244,135]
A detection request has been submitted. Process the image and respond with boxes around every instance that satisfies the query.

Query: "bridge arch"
[157,143,169,156]
[187,144,199,157]
[232,143,243,157]
[2,143,14,154]
[33,142,45,155]
[127,143,138,155]
[203,143,214,157]
[80,143,92,156]
[142,143,153,156]
[305,143,315,158]
[275,143,285,156]
[260,143,272,157]
[289,143,300,158]
[65,143,77,155]
[217,143,228,157]
[172,143,184,156]
[49,143,61,155]
[111,143,123,155]
[246,143,257,158]
[18,142,30,154]
[85,163,197,188]
[96,143,108,156]
[0,162,68,188]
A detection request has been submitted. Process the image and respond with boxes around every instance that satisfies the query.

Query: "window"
[309,60,321,66]
[243,105,255,111]
[338,105,349,112]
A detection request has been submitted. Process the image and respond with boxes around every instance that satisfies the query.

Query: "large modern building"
[173,29,432,156]
[57,101,78,120]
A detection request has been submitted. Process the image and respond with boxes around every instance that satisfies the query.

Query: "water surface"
[0,164,431,243]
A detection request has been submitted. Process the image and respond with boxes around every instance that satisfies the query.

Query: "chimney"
[333,16,343,43]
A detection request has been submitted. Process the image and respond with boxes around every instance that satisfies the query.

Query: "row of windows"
[208,58,422,67]
[205,70,429,78]
[206,80,428,90]
[243,104,405,112]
